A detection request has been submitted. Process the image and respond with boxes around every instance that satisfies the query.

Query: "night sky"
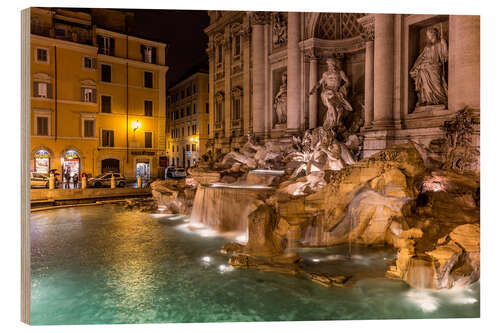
[129,9,210,88]
[128,9,209,88]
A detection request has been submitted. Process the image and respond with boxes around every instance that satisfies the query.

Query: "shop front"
[136,159,150,180]
[34,149,50,174]
[62,150,80,178]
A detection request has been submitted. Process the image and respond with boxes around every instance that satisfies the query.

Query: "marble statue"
[273,72,287,125]
[309,57,353,130]
[272,13,287,47]
[410,27,448,108]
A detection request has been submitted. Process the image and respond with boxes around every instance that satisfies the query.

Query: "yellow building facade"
[166,71,209,168]
[30,8,168,182]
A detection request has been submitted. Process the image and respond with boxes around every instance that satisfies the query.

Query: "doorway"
[101,158,120,174]
[62,150,80,178]
[136,161,150,180]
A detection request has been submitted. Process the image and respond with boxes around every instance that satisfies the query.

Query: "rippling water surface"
[30,205,480,325]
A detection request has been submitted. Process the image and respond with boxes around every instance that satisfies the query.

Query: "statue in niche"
[410,27,448,108]
[272,13,287,47]
[309,57,353,130]
[273,72,287,125]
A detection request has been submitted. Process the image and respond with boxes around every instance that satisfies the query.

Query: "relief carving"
[272,13,287,48]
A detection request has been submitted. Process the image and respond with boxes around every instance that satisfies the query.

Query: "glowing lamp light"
[131,120,141,132]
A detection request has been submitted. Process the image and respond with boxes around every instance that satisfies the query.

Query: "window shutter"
[110,131,114,147]
[81,88,85,102]
[92,57,97,69]
[110,38,115,56]
[152,47,157,64]
[33,82,38,97]
[97,36,104,54]
[92,89,97,103]
[47,83,52,99]
[141,45,145,61]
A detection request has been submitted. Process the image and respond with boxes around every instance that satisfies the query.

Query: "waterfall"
[190,183,273,233]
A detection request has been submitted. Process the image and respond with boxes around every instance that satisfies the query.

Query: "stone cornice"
[299,36,365,55]
[97,54,169,72]
[31,34,97,54]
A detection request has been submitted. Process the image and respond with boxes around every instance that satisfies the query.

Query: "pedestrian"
[64,170,70,188]
[72,174,79,188]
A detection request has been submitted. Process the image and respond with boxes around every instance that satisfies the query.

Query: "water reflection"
[30,205,480,325]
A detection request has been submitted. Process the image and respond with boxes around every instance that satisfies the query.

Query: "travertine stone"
[286,12,300,133]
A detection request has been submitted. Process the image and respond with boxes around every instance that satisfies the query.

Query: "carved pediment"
[81,79,96,87]
[231,86,243,98]
[215,91,225,103]
[33,72,51,82]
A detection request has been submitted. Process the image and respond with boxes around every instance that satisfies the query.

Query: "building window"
[206,103,209,114]
[142,45,156,64]
[144,71,153,88]
[193,104,197,114]
[181,109,184,118]
[36,48,48,63]
[182,127,185,137]
[192,144,197,152]
[145,132,152,148]
[83,56,96,69]
[36,116,49,136]
[185,144,190,152]
[175,110,179,119]
[234,35,241,56]
[33,82,51,98]
[101,64,111,82]
[101,95,111,113]
[192,124,197,134]
[232,98,241,120]
[144,100,153,117]
[187,87,191,96]
[97,36,114,56]
[187,126,191,136]
[193,84,197,94]
[208,123,210,135]
[102,130,114,147]
[83,119,95,137]
[81,87,96,103]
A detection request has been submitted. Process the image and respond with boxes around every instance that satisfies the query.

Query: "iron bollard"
[111,174,116,189]
[49,173,55,190]
[137,176,142,188]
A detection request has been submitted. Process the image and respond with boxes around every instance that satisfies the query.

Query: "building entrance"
[34,149,50,174]
[62,150,80,179]
[136,161,150,180]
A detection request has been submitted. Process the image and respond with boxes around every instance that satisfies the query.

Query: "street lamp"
[132,120,141,132]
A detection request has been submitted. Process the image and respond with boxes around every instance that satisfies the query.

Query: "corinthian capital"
[357,15,375,42]
[248,11,270,25]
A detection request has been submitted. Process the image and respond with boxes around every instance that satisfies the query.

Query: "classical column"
[372,14,394,127]
[250,12,268,137]
[448,15,480,112]
[286,11,300,134]
[264,22,271,135]
[206,37,215,141]
[306,49,319,129]
[358,15,375,129]
[223,30,231,140]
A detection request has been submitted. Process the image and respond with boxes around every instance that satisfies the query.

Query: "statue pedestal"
[413,104,446,113]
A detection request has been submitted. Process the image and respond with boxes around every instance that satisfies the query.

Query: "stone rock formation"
[150,178,196,215]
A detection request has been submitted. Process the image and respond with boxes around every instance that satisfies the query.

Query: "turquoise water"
[30,205,480,325]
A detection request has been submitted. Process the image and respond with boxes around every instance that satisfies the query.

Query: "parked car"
[165,167,187,179]
[87,172,126,188]
[30,172,59,188]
